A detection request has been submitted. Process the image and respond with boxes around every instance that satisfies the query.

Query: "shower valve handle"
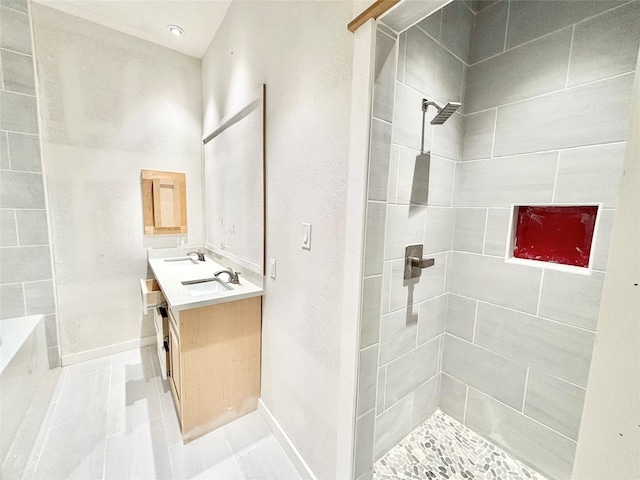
[410,256,435,269]
[404,244,435,280]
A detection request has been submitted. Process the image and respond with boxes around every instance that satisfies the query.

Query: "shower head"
[430,102,461,125]
[422,99,461,125]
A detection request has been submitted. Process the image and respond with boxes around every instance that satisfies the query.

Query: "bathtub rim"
[0,315,45,374]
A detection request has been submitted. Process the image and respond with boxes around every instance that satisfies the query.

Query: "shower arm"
[420,100,440,153]
[422,100,442,115]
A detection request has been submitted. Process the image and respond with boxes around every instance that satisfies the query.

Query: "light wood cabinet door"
[141,169,187,235]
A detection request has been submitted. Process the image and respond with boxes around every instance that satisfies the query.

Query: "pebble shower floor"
[374,411,548,480]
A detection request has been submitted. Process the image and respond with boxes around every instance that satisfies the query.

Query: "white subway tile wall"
[355,1,639,478]
[0,1,59,366]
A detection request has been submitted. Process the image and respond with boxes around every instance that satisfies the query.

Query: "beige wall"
[31,5,203,360]
[201,2,354,478]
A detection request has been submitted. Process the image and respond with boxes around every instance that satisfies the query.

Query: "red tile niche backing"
[513,206,598,268]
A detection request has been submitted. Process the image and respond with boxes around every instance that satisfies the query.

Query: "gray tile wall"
[356,2,638,479]
[444,2,639,479]
[0,0,59,367]
[354,8,475,473]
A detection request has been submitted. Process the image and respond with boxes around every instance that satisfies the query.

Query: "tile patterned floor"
[374,411,548,480]
[2,347,302,480]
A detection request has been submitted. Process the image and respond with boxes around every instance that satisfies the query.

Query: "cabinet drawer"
[140,279,165,315]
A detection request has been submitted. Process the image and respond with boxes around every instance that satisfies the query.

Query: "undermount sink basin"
[164,257,199,266]
[181,278,231,296]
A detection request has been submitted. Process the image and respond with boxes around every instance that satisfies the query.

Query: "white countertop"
[148,255,263,312]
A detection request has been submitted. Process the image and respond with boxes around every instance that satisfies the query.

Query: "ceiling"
[34,0,232,58]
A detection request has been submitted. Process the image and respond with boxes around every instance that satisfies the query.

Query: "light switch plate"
[269,258,276,279]
[302,223,312,250]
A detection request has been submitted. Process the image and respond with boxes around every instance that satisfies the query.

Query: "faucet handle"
[227,267,241,284]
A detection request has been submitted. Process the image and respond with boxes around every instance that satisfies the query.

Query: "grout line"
[396,79,452,113]
[5,132,12,170]
[393,141,461,160]
[0,88,37,99]
[385,261,393,314]
[0,169,44,175]
[378,335,441,368]
[363,273,383,280]
[481,208,489,254]
[535,270,545,316]
[377,27,396,41]
[392,148,400,204]
[0,278,54,286]
[490,108,499,157]
[0,46,33,58]
[20,281,27,317]
[381,365,386,413]
[384,248,449,263]
[0,46,32,58]
[401,32,407,83]
[565,26,576,88]
[471,301,478,343]
[473,0,616,71]
[0,207,47,211]
[13,208,20,247]
[449,161,457,208]
[0,4,29,15]
[0,129,39,137]
[415,23,470,68]
[551,151,561,203]
[435,333,521,364]
[0,244,51,249]
[502,0,511,52]
[384,291,449,317]
[450,293,598,333]
[462,386,469,425]
[521,367,530,412]
[372,116,392,126]
[464,385,579,443]
[442,249,450,295]
[464,70,634,116]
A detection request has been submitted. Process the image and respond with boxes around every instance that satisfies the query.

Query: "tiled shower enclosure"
[0,0,60,367]
[353,1,640,479]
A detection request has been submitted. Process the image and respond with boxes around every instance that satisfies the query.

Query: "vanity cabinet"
[168,313,181,407]
[166,296,261,443]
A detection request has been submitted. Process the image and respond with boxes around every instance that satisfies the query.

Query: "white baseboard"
[60,336,156,366]
[258,399,318,480]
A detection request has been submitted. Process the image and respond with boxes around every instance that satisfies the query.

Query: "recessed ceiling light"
[168,25,184,36]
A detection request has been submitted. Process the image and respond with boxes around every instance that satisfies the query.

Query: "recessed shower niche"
[507,205,600,272]
[353,0,638,478]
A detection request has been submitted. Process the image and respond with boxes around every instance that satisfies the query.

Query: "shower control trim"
[404,244,435,280]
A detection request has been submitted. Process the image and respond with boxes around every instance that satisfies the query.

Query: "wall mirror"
[203,84,265,275]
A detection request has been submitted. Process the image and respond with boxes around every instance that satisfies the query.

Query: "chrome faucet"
[186,250,205,262]
[214,267,241,285]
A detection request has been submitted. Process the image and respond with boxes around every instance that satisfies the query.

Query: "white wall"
[31,5,203,360]
[572,53,640,480]
[201,2,354,478]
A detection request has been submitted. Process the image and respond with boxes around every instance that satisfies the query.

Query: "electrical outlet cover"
[269,258,276,279]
